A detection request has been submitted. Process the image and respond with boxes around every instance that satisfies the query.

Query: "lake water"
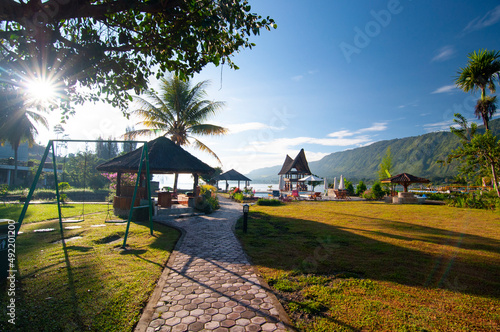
[154,174,327,192]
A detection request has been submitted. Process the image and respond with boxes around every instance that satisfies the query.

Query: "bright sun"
[26,78,57,104]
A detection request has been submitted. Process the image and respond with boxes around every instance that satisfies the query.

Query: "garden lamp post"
[243,204,249,233]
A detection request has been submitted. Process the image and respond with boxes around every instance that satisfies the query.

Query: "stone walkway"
[136,197,291,332]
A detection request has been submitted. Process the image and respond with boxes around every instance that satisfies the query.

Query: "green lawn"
[235,201,500,332]
[0,203,110,224]
[0,209,180,331]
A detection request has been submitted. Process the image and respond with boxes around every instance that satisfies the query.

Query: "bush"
[355,181,367,196]
[345,183,354,196]
[426,193,452,201]
[446,192,499,210]
[206,196,220,211]
[256,198,282,206]
[200,184,217,197]
[195,195,220,214]
[233,192,244,202]
[372,183,385,199]
[363,183,385,200]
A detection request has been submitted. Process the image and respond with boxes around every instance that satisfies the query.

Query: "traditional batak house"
[278,149,312,192]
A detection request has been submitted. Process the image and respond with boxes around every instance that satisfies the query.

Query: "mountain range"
[246,118,500,184]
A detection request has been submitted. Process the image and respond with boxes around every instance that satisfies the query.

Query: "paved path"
[137,197,291,332]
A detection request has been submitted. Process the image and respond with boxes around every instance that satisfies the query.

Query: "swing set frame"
[16,139,153,248]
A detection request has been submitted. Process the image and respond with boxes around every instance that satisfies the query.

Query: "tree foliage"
[126,75,227,160]
[95,137,119,160]
[355,180,367,196]
[445,113,500,197]
[378,146,393,180]
[455,49,500,130]
[0,0,276,114]
[0,88,48,186]
[126,75,227,190]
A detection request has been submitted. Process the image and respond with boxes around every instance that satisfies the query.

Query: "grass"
[0,207,180,331]
[235,200,500,331]
[0,203,110,224]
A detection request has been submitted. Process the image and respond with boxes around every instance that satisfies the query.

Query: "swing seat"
[105,219,127,223]
[62,219,84,223]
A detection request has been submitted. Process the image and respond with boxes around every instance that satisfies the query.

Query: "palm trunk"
[481,87,490,131]
[173,173,179,193]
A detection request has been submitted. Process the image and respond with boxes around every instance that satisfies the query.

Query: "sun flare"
[26,78,57,104]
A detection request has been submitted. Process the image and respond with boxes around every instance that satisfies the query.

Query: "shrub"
[446,192,499,210]
[206,196,220,210]
[200,184,217,197]
[363,183,385,200]
[195,195,220,214]
[256,198,282,206]
[345,182,354,196]
[371,182,385,199]
[233,192,244,202]
[426,193,452,201]
[355,181,367,196]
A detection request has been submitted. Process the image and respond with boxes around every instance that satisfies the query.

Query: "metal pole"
[122,144,146,248]
[243,204,249,233]
[243,212,248,233]
[52,141,64,232]
[16,141,52,235]
[144,142,154,236]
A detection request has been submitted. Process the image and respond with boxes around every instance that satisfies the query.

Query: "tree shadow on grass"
[331,210,500,254]
[235,211,500,300]
[0,220,179,331]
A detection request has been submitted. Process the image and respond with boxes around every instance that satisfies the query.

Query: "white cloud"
[328,122,388,137]
[327,130,354,138]
[226,122,285,134]
[291,75,304,82]
[358,122,388,133]
[432,45,455,62]
[432,85,456,94]
[422,120,455,132]
[463,5,500,33]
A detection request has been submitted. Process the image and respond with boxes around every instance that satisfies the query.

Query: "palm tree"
[0,89,48,186]
[455,49,500,131]
[475,95,497,128]
[126,76,227,191]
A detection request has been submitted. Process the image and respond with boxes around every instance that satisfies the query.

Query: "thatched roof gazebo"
[214,169,252,191]
[381,173,430,192]
[96,136,214,199]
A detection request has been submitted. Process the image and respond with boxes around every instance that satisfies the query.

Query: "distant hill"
[246,118,500,183]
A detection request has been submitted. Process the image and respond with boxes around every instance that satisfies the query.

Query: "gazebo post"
[193,173,199,197]
[116,172,122,197]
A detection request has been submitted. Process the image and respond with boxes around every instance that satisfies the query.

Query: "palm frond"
[191,137,223,164]
[122,128,156,139]
[189,124,228,136]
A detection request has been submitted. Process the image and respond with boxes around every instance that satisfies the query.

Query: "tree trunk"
[13,146,18,187]
[484,116,489,131]
[491,161,500,198]
[173,173,179,192]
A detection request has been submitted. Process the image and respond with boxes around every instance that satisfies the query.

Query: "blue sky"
[38,0,500,176]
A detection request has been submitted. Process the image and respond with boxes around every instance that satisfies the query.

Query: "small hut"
[278,149,312,191]
[381,173,430,193]
[96,136,214,211]
[381,173,430,204]
[215,169,252,191]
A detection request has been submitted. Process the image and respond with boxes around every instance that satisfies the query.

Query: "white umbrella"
[279,175,284,191]
[333,177,337,190]
[299,174,323,191]
[323,178,328,192]
[338,175,345,190]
